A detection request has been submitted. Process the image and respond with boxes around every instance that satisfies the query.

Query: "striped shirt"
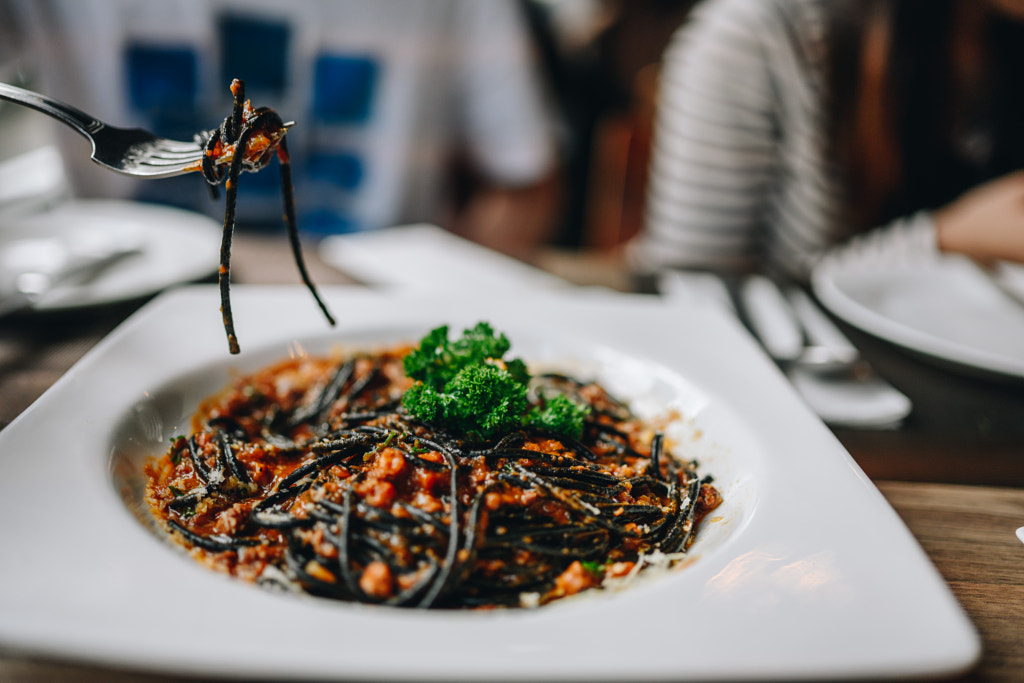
[626,0,938,282]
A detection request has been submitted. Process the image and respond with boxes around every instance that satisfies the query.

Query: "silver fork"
[0,82,204,178]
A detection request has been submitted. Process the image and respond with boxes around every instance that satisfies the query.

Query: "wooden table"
[1,233,1022,682]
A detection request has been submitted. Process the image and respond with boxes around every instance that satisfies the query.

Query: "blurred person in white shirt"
[10,0,563,257]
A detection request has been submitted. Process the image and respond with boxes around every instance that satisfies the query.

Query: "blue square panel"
[312,54,378,125]
[300,207,360,235]
[305,151,364,190]
[218,14,290,95]
[125,44,198,112]
[124,44,203,138]
[239,155,282,193]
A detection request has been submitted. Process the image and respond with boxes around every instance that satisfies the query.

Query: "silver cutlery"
[0,236,142,316]
[739,276,862,374]
[0,82,204,178]
[738,275,912,428]
[739,275,806,365]
[784,287,863,374]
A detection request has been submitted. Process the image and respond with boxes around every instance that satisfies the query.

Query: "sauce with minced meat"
[145,346,722,607]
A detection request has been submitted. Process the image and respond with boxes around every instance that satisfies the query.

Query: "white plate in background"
[318,223,568,291]
[813,253,1024,379]
[0,199,221,311]
[0,285,979,680]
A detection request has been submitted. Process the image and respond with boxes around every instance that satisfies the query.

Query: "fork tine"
[131,165,200,177]
[136,161,191,170]
[148,148,205,161]
[137,155,203,168]
[0,83,206,178]
[155,138,204,152]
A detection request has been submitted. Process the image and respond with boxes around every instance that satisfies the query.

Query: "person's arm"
[816,171,1024,272]
[632,0,1024,280]
[933,171,1024,265]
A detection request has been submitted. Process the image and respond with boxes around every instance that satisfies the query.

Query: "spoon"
[0,236,141,316]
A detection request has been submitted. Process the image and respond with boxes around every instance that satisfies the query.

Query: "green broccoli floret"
[401,381,449,426]
[403,322,526,389]
[402,364,527,440]
[401,322,590,440]
[449,322,512,365]
[526,393,590,440]
[453,364,528,437]
[402,325,458,388]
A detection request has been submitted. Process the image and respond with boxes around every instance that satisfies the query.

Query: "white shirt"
[17,0,558,234]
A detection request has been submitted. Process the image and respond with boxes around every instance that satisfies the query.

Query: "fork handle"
[0,82,103,139]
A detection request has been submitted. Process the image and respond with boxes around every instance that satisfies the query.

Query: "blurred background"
[0,0,696,258]
[4,5,1024,679]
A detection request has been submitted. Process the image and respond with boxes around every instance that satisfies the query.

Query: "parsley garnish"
[402,322,589,440]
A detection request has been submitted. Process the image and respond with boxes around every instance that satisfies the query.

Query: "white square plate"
[0,285,979,680]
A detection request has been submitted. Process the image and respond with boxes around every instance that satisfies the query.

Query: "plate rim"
[812,254,1024,379]
[0,285,980,680]
[0,199,221,312]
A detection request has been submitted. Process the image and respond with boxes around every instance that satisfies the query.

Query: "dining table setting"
[0,202,1021,681]
[1,21,1023,674]
[0,76,1022,681]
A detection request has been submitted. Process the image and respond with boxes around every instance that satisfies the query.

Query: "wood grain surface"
[878,481,1024,682]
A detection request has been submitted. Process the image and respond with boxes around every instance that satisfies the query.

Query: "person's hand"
[934,170,1024,264]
